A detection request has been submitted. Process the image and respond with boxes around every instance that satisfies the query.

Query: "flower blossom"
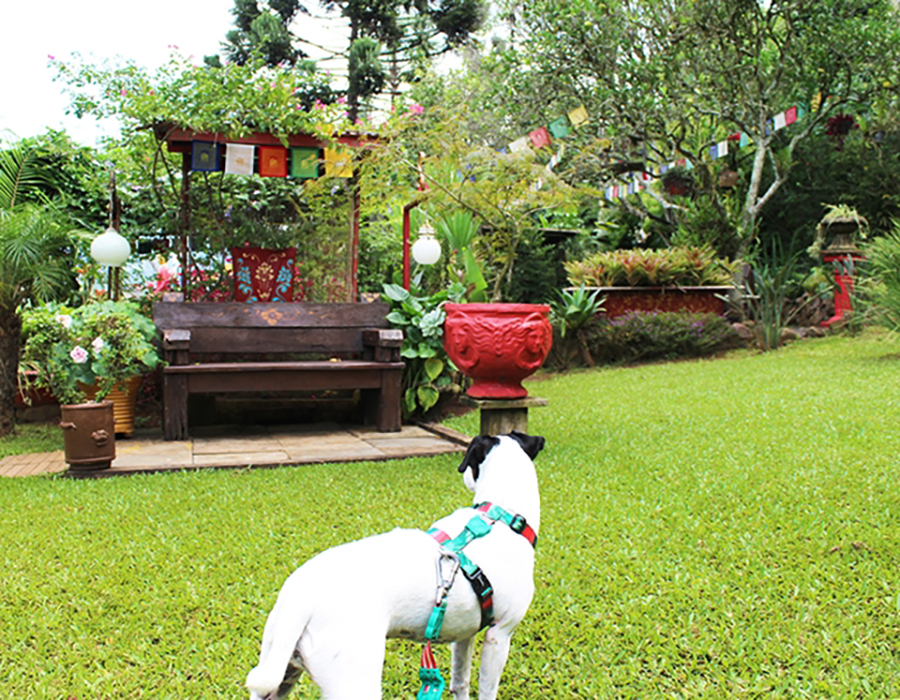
[56,314,72,329]
[92,337,105,352]
[408,103,424,115]
[70,346,89,364]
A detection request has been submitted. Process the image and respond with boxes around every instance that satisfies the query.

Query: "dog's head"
[457,431,545,491]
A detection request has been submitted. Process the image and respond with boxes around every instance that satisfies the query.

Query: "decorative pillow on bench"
[232,246,296,302]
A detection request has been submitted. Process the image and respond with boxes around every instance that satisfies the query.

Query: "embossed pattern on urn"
[444,303,553,399]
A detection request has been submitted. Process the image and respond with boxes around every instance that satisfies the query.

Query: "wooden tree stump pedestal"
[462,397,548,436]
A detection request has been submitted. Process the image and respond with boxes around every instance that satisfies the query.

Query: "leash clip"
[435,551,460,605]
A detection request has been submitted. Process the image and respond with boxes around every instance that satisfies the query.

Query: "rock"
[781,327,801,344]
[732,322,754,340]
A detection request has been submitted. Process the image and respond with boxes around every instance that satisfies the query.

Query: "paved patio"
[0,422,470,478]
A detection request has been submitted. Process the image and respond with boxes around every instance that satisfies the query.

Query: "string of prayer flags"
[324,147,353,178]
[259,146,288,178]
[225,144,254,175]
[291,147,319,179]
[568,104,589,129]
[191,142,221,172]
[529,126,551,150]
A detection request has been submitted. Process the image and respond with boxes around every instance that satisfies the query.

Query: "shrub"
[583,311,740,365]
[565,246,738,288]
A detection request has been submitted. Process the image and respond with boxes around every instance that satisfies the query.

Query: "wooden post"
[462,397,549,436]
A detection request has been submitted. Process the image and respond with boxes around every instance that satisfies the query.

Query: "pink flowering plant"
[20,301,160,405]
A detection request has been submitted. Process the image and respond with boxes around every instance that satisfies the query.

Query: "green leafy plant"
[565,246,738,288]
[381,282,464,416]
[727,251,820,351]
[860,221,900,331]
[550,284,605,367]
[435,210,488,302]
[20,301,160,405]
[582,311,739,365]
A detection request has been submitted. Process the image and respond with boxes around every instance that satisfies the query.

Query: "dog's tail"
[245,589,313,697]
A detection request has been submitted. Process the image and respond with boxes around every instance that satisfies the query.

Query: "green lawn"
[2,332,898,698]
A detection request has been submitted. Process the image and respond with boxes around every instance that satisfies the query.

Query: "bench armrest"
[362,329,403,348]
[362,328,403,362]
[163,329,191,364]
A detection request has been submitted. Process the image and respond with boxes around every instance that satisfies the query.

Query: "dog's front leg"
[476,626,513,700]
[450,636,475,699]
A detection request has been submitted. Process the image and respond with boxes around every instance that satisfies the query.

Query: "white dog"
[246,431,545,700]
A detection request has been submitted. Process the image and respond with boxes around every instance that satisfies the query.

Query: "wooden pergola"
[162,127,374,302]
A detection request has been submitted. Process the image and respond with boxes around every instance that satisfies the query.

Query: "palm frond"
[0,145,50,210]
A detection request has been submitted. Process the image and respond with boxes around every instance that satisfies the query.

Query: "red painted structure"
[818,221,865,328]
[585,286,731,318]
[444,303,553,399]
[821,251,865,327]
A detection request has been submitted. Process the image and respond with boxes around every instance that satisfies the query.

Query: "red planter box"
[590,286,732,318]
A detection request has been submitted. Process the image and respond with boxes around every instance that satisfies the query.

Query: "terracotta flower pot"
[444,303,553,399]
[81,375,143,437]
[59,400,116,472]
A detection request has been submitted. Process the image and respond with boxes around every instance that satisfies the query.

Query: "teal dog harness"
[416,502,538,699]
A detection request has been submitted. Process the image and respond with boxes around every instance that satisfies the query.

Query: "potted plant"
[436,210,553,399]
[661,166,695,197]
[563,246,739,317]
[20,301,161,470]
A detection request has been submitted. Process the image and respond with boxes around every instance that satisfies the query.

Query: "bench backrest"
[153,302,393,355]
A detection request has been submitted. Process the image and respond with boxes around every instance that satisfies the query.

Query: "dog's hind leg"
[450,636,475,699]
[303,635,386,700]
[476,626,513,700]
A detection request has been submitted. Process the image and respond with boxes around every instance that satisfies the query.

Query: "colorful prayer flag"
[529,126,551,150]
[290,147,319,179]
[548,117,570,139]
[191,142,220,172]
[324,148,353,178]
[739,132,750,148]
[224,144,254,175]
[568,104,589,129]
[784,106,798,126]
[773,112,787,131]
[709,143,719,159]
[508,137,530,154]
[259,146,288,178]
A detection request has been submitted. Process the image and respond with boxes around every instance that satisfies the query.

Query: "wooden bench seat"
[153,302,404,440]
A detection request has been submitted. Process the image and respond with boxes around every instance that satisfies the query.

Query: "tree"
[206,0,308,68]
[210,0,488,121]
[0,145,82,436]
[493,0,900,255]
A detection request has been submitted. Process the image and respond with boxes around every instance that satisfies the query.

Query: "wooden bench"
[153,302,404,440]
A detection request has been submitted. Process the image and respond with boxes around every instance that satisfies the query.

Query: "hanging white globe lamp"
[412,223,441,265]
[90,225,131,267]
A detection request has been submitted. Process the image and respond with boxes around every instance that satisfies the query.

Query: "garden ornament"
[246,431,545,700]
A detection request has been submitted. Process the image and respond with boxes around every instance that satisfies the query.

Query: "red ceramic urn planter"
[444,303,553,399]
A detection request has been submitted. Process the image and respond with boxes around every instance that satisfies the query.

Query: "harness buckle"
[435,551,460,606]
[510,514,527,534]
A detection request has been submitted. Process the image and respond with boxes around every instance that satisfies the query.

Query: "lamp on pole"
[90,171,131,300]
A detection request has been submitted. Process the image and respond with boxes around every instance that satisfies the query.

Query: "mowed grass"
[1,331,899,698]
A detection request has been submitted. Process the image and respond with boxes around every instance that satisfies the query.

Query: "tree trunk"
[0,307,22,437]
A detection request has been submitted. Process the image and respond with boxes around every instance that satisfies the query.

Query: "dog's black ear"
[458,435,500,481]
[507,431,546,460]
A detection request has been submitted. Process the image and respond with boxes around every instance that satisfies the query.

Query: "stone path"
[0,423,469,478]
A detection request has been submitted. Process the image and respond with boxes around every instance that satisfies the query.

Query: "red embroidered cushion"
[232,247,296,302]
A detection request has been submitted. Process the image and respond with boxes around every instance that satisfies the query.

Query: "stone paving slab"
[0,423,469,478]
